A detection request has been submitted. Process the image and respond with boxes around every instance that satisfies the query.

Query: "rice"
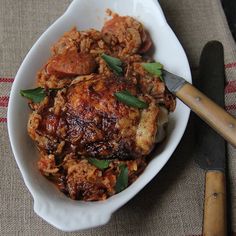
[25,11,176,201]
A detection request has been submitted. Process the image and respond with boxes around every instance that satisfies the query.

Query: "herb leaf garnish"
[20,87,61,103]
[88,158,110,170]
[20,87,46,103]
[101,53,123,76]
[115,90,148,109]
[142,62,164,81]
[115,164,129,193]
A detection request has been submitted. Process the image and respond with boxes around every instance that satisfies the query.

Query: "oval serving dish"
[7,0,191,231]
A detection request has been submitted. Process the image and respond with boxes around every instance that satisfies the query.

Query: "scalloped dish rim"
[7,0,191,232]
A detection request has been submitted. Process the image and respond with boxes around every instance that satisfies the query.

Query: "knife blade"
[194,41,226,171]
[162,60,236,148]
[195,41,227,236]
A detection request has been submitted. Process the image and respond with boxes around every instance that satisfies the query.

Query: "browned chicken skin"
[66,75,159,159]
[27,12,175,201]
[30,75,159,160]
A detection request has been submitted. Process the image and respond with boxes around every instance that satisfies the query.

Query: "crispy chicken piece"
[29,74,159,160]
[65,74,159,159]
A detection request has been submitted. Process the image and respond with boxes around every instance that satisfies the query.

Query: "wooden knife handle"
[176,83,236,147]
[203,171,227,236]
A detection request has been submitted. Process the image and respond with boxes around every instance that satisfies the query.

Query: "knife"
[162,59,236,148]
[194,41,227,236]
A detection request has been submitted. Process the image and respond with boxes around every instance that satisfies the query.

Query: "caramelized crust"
[66,75,141,159]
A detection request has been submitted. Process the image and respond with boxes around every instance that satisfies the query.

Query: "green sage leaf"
[115,90,148,109]
[101,53,123,76]
[142,62,164,81]
[20,87,46,103]
[88,158,110,170]
[115,164,128,193]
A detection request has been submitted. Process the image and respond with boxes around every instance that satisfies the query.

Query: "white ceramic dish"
[8,0,191,232]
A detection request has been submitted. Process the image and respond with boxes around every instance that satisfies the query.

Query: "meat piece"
[66,159,107,200]
[102,15,152,55]
[38,113,59,135]
[163,92,176,112]
[133,62,166,99]
[46,50,97,78]
[65,74,159,159]
[51,27,80,55]
[65,75,138,159]
[133,63,176,111]
[29,74,160,160]
[136,96,159,155]
[139,30,153,53]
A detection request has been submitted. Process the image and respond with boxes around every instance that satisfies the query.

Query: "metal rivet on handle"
[195,96,201,102]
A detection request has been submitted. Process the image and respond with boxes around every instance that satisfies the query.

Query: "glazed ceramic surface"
[8,0,191,231]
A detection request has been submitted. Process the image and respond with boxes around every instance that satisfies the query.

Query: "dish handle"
[33,196,112,231]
